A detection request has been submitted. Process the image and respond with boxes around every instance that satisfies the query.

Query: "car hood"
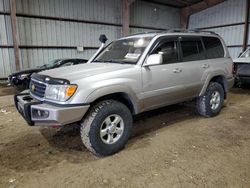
[39,63,135,82]
[233,57,250,63]
[10,67,45,76]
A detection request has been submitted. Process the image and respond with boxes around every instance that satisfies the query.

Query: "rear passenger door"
[178,36,206,97]
[201,36,227,79]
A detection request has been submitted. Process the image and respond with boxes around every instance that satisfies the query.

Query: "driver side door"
[142,37,188,111]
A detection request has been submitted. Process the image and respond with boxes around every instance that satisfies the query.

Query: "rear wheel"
[80,100,132,156]
[196,82,224,117]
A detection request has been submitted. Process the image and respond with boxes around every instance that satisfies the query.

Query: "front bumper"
[14,93,89,126]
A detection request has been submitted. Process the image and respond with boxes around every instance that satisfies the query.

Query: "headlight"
[45,84,77,102]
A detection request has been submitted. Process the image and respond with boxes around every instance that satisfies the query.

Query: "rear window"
[202,37,224,59]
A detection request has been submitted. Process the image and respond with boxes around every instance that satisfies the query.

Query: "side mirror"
[144,54,163,66]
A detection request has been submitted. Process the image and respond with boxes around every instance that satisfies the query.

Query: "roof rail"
[165,28,218,35]
[194,29,218,35]
[127,29,218,37]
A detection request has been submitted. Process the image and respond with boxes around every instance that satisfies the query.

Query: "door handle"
[173,68,182,73]
[202,64,209,69]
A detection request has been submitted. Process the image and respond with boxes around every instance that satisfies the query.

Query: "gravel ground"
[0,87,249,188]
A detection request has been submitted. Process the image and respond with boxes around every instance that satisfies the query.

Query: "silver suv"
[15,30,234,156]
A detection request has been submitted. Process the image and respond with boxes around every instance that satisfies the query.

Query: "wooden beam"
[122,0,130,36]
[181,0,225,29]
[122,0,136,36]
[243,0,250,51]
[10,0,20,71]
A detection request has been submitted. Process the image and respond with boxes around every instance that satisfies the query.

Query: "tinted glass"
[60,62,74,67]
[152,39,179,64]
[40,59,61,68]
[94,37,153,64]
[181,39,205,62]
[203,37,224,59]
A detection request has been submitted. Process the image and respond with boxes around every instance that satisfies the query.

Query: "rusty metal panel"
[130,0,180,29]
[189,0,246,29]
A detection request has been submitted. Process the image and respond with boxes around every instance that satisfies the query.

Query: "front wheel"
[196,82,224,117]
[80,100,132,156]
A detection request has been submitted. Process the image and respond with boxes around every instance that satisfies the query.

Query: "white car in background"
[233,48,250,86]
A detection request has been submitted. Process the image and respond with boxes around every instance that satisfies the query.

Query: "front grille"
[30,79,47,98]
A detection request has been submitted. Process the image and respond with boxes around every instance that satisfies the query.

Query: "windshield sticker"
[125,53,141,59]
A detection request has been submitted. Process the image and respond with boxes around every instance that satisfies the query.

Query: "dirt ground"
[0,87,250,188]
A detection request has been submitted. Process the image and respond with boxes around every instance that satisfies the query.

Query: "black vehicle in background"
[8,58,88,90]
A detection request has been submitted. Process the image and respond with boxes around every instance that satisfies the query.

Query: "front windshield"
[93,37,153,64]
[40,59,61,68]
[240,48,250,58]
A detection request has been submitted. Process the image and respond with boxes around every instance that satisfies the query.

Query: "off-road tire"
[80,100,132,156]
[196,82,224,117]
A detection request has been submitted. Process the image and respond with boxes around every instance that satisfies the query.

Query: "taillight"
[232,63,237,75]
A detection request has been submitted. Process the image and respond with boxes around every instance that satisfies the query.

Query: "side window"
[202,37,224,59]
[151,39,179,64]
[180,39,205,62]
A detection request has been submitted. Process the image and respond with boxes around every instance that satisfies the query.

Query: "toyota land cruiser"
[14,30,234,156]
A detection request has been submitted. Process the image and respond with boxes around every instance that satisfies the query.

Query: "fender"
[85,84,142,114]
[199,70,227,96]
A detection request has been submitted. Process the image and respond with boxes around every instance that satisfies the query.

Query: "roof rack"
[164,28,218,35]
[127,29,218,37]
[163,28,218,35]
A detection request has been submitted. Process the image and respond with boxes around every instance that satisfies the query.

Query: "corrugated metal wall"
[16,0,122,70]
[0,0,15,77]
[0,0,181,78]
[130,0,180,34]
[189,0,246,58]
[0,0,123,77]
